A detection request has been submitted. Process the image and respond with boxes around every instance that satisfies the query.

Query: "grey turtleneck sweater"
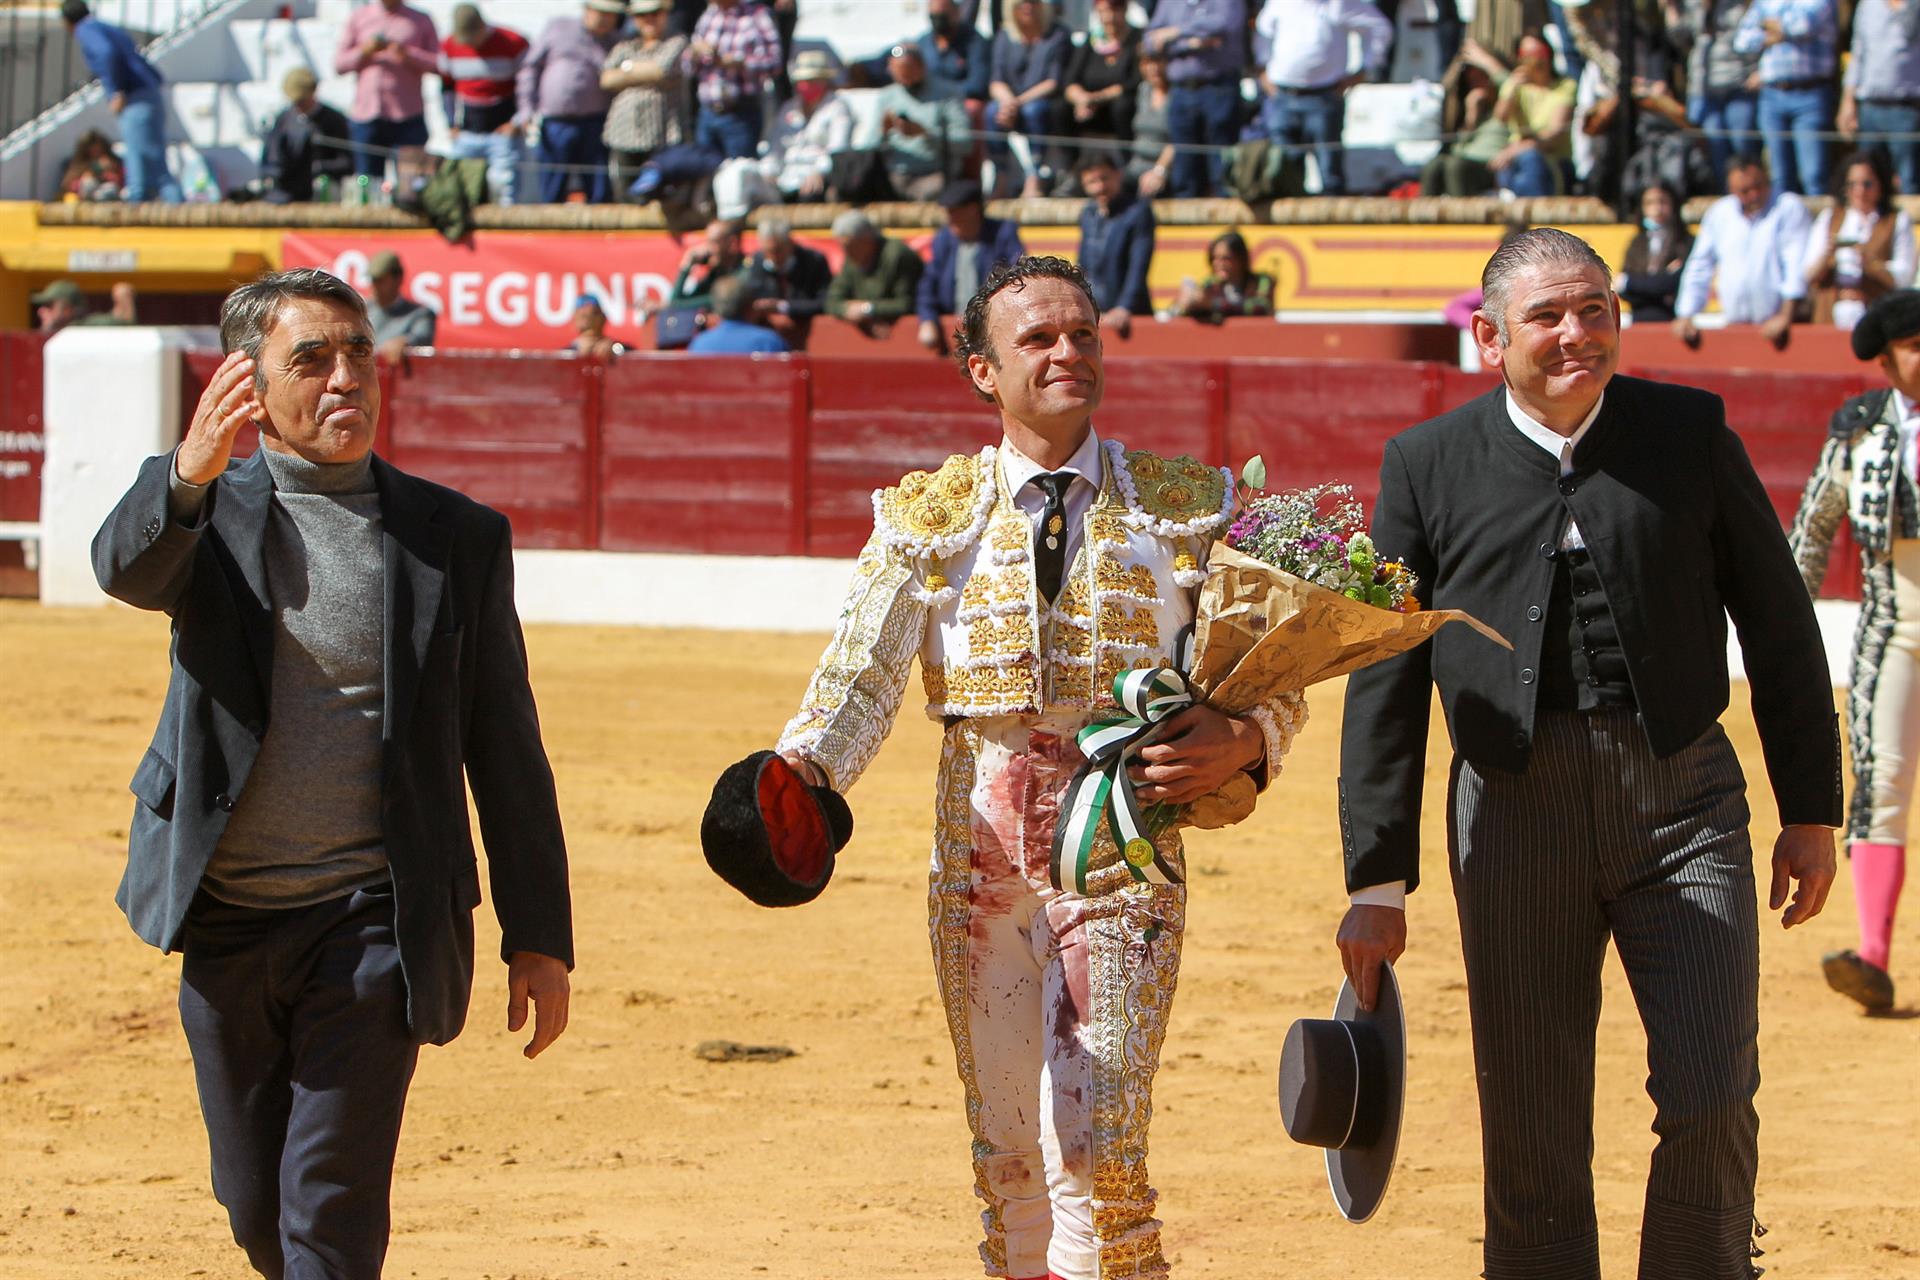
[174,447,391,908]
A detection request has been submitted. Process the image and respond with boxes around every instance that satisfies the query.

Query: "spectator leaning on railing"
[601,0,690,200]
[1803,148,1917,329]
[1147,0,1247,199]
[1733,0,1840,197]
[441,4,529,206]
[686,0,783,160]
[916,178,1025,351]
[366,251,438,358]
[334,0,439,182]
[262,68,354,203]
[688,274,790,353]
[62,0,181,202]
[826,211,926,332]
[746,216,832,347]
[1841,0,1920,198]
[1074,151,1155,336]
[520,1,625,205]
[879,43,970,201]
[1254,0,1392,198]
[1673,155,1811,347]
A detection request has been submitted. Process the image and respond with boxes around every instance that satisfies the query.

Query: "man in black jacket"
[260,67,354,202]
[1337,228,1838,1280]
[93,268,572,1277]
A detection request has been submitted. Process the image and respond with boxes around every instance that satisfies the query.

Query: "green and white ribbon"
[1050,666,1191,894]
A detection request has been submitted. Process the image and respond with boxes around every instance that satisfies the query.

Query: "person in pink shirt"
[334,0,440,179]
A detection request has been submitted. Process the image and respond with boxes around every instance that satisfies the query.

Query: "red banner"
[281,230,836,351]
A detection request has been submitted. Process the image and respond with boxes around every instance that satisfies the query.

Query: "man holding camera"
[333,0,440,180]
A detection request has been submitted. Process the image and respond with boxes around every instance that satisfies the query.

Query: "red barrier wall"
[0,332,46,524]
[151,348,1876,600]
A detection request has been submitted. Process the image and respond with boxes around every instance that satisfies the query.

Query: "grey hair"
[1479,227,1609,345]
[220,268,369,390]
[831,209,876,241]
[756,214,794,244]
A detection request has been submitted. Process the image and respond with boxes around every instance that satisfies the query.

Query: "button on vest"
[1537,547,1634,710]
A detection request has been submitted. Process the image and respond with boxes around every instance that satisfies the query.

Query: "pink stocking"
[1850,842,1907,971]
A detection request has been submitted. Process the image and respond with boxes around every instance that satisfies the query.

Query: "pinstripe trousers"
[1449,709,1761,1280]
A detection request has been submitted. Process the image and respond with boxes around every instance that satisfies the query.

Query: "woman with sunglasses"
[1804,149,1917,331]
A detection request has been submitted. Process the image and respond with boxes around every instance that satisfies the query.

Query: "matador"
[777,258,1302,1279]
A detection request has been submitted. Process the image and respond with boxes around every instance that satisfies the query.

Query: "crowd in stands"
[56,0,1920,212]
[41,0,1920,355]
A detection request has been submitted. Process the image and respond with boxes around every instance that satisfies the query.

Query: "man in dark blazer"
[93,268,573,1279]
[915,177,1026,351]
[1337,229,1839,1280]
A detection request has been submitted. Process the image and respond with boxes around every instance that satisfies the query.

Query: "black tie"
[1032,471,1073,602]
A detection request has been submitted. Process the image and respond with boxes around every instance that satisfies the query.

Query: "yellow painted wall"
[0,203,1641,328]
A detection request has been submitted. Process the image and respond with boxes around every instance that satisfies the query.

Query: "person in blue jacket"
[916,178,1025,350]
[1074,150,1155,334]
[688,275,791,355]
[62,0,181,202]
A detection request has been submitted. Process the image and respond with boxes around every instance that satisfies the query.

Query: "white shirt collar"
[1505,389,1605,465]
[1001,426,1103,496]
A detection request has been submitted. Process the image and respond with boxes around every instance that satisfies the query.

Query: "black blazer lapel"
[375,456,449,750]
[209,451,277,702]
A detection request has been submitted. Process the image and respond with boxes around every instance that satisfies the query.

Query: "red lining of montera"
[758,759,828,885]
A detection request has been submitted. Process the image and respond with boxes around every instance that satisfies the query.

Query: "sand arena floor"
[0,601,1914,1278]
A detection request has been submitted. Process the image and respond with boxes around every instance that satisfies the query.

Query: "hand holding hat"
[701,750,852,907]
[1277,962,1407,1223]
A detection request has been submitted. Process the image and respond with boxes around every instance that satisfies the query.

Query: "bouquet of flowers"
[1225,477,1419,612]
[1052,459,1509,893]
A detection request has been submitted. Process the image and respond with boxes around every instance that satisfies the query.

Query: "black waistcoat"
[1538,545,1636,710]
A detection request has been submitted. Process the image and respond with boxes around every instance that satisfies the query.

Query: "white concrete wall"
[513,550,856,632]
[39,325,208,606]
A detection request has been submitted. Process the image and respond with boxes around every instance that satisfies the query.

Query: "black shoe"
[1822,949,1895,1012]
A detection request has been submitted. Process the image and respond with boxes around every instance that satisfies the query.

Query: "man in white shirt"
[1253,0,1392,195]
[1673,155,1812,348]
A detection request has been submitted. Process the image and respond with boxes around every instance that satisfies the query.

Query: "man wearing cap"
[1787,289,1920,1013]
[1339,227,1838,1279]
[441,3,530,205]
[519,0,626,203]
[776,254,1301,1280]
[261,68,354,204]
[878,41,970,201]
[333,0,440,182]
[916,179,1026,351]
[33,280,87,335]
[61,0,182,203]
[366,251,437,358]
[761,51,852,200]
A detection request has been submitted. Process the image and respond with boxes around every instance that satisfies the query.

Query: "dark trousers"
[536,113,612,203]
[1261,87,1348,195]
[696,102,764,161]
[179,884,419,1280]
[1448,710,1760,1280]
[346,115,429,180]
[1166,79,1241,198]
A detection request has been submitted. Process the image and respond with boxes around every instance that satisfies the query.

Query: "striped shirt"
[686,0,782,110]
[1732,0,1838,85]
[440,26,528,131]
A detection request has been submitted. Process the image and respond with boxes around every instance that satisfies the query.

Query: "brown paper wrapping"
[1179,543,1511,830]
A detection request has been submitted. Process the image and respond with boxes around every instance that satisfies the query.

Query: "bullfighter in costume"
[774,257,1302,1280]
[1788,289,1920,1012]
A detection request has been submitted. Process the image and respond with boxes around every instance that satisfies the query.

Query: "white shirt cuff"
[1349,881,1407,909]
